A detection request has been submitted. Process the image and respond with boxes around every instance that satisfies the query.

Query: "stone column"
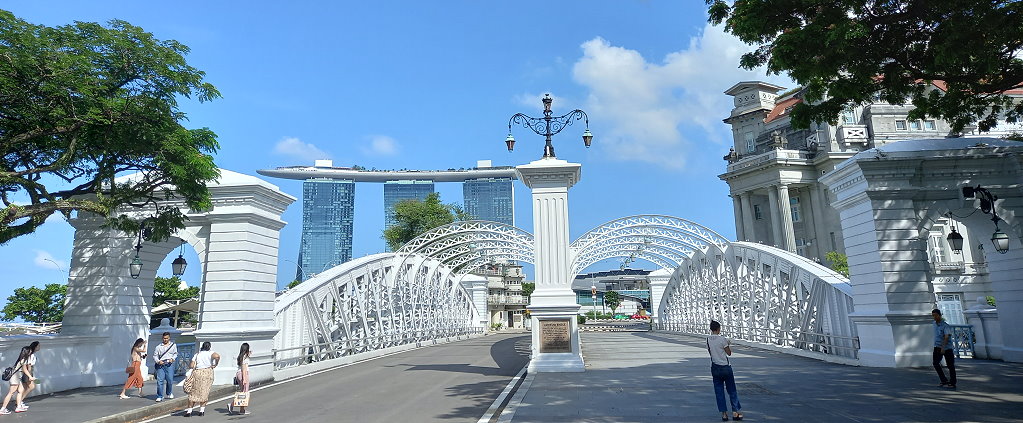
[740,192,756,242]
[460,274,490,329]
[193,214,287,385]
[731,194,745,241]
[807,186,829,259]
[777,184,798,252]
[767,186,783,248]
[647,269,671,330]
[516,158,584,372]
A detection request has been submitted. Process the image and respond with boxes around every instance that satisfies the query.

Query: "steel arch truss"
[570,215,731,273]
[273,253,481,370]
[658,242,858,360]
[396,220,535,274]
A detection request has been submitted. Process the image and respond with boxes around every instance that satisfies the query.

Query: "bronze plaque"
[539,319,572,353]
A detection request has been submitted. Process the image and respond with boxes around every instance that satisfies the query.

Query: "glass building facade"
[462,177,514,226]
[297,178,355,280]
[383,180,435,228]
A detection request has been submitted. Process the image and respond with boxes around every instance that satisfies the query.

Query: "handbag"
[182,374,195,394]
[233,392,250,407]
[125,364,135,375]
[233,369,242,386]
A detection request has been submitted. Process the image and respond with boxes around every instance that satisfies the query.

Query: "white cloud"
[273,137,330,163]
[571,24,793,170]
[34,250,67,271]
[361,135,399,156]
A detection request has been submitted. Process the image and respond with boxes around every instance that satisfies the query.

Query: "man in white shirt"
[152,333,178,402]
[707,320,742,421]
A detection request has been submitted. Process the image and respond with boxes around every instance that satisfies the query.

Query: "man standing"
[708,320,742,421]
[931,309,957,389]
[153,332,178,401]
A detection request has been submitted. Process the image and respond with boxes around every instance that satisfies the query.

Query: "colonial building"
[478,261,527,328]
[719,81,1019,323]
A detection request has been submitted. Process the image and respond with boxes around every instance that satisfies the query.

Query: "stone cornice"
[515,158,582,189]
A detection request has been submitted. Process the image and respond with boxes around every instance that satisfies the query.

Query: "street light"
[945,218,964,255]
[129,218,155,279]
[171,239,188,276]
[590,284,598,321]
[961,186,1012,254]
[505,93,593,158]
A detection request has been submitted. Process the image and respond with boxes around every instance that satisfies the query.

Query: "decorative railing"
[175,343,195,376]
[272,328,483,370]
[949,324,976,358]
[726,149,813,173]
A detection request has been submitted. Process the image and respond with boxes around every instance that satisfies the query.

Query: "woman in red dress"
[119,338,146,399]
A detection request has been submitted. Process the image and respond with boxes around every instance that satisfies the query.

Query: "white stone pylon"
[517,158,585,372]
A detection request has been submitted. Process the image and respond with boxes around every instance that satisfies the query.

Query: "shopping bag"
[233,392,250,407]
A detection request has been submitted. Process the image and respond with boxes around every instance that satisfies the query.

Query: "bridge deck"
[502,331,1023,423]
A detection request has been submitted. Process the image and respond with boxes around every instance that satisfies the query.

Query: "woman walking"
[21,341,40,399]
[184,342,220,417]
[707,320,742,421]
[0,346,33,414]
[228,343,251,415]
[119,338,146,399]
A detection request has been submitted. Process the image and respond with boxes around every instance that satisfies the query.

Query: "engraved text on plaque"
[539,319,572,353]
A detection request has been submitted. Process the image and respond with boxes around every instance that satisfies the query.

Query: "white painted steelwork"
[658,242,858,359]
[569,215,731,274]
[272,253,482,370]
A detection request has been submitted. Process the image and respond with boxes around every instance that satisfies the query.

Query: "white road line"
[476,365,527,423]
[496,369,534,423]
[138,341,465,422]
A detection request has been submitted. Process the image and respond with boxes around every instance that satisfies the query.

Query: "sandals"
[722,413,729,421]
[733,412,743,421]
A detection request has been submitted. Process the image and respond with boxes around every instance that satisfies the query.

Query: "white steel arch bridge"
[272,215,858,374]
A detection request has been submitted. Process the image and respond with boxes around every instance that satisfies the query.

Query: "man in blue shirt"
[931,309,957,389]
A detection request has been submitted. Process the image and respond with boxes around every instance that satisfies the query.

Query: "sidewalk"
[2,377,235,423]
[500,331,1023,422]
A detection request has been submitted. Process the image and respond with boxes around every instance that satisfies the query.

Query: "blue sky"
[0,1,790,305]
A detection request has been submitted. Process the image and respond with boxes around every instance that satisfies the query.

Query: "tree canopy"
[0,10,221,244]
[152,276,199,306]
[603,290,621,314]
[706,0,1023,133]
[383,192,470,251]
[2,283,66,323]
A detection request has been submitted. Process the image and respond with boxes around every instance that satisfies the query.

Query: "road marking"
[476,365,527,423]
[496,369,535,423]
[138,338,483,422]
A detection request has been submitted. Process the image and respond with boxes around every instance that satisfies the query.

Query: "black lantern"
[506,94,593,158]
[171,239,188,276]
[946,226,964,254]
[992,226,1010,254]
[128,218,154,279]
[130,252,144,279]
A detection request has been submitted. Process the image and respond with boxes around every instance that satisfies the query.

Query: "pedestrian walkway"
[500,331,1023,422]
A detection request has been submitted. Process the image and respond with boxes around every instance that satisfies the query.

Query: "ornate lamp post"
[171,239,188,277]
[506,94,593,158]
[961,186,1012,254]
[129,219,154,279]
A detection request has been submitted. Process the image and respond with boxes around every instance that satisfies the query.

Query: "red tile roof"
[764,97,802,123]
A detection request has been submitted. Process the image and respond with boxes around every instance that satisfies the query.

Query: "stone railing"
[726,149,813,173]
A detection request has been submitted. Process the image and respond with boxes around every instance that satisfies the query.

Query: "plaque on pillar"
[539,319,572,353]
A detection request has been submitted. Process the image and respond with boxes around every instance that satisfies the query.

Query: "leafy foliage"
[0,10,222,244]
[603,290,621,314]
[706,1,1023,132]
[287,279,302,289]
[825,251,850,278]
[383,192,470,251]
[521,282,535,298]
[152,276,198,306]
[1,283,66,323]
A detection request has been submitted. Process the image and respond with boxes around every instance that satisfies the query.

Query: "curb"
[83,385,238,423]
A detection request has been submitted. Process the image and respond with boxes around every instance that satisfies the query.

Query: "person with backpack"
[0,346,34,414]
[707,320,742,421]
[20,342,40,400]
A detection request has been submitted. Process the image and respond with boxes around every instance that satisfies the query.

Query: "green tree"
[521,282,535,299]
[825,251,850,278]
[2,283,66,323]
[706,1,1023,133]
[287,279,302,289]
[383,193,470,251]
[0,10,221,244]
[153,276,199,307]
[604,291,621,314]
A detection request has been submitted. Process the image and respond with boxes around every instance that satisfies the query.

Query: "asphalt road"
[144,332,530,423]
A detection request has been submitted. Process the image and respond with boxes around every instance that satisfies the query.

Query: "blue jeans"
[711,363,741,413]
[155,363,175,398]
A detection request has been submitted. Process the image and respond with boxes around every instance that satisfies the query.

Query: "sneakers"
[167,394,174,399]
[155,397,163,402]
[14,405,28,413]
[0,409,10,415]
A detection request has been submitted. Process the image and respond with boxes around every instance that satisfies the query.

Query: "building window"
[744,131,755,153]
[924,120,937,130]
[841,109,856,124]
[928,235,947,264]
[910,120,922,130]
[796,238,807,257]
[790,197,801,222]
[754,204,763,220]
[895,120,907,130]
[936,293,965,325]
